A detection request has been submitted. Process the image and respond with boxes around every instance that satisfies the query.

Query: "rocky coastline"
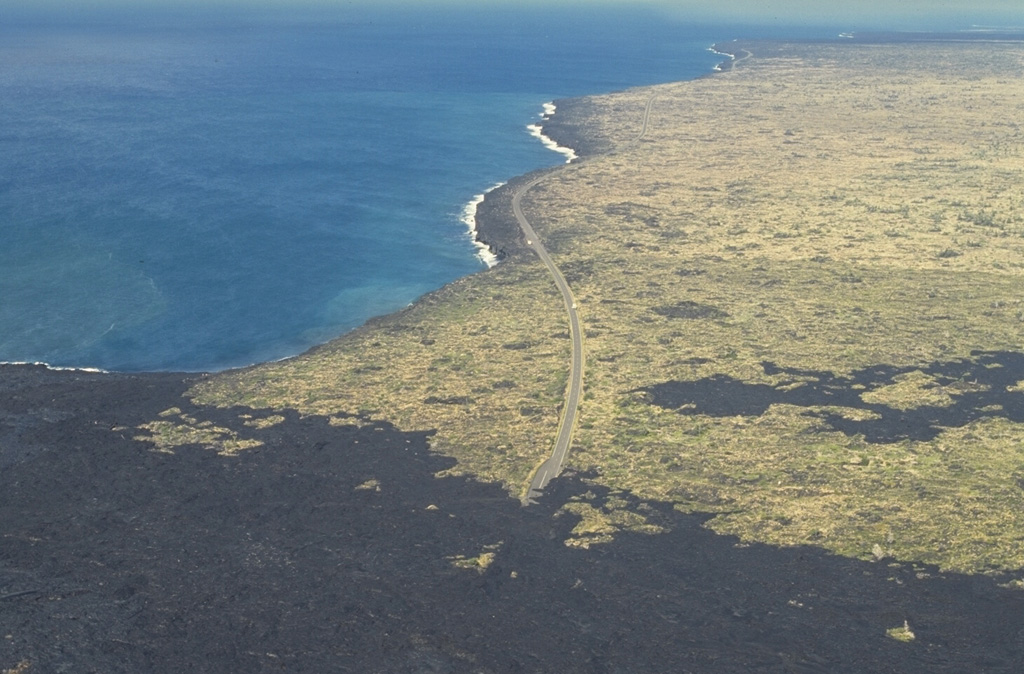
[5,35,1024,673]
[471,96,609,264]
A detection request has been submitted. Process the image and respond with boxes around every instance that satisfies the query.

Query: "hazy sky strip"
[2,0,1020,31]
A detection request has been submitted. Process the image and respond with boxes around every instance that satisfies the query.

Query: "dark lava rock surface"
[2,363,1023,673]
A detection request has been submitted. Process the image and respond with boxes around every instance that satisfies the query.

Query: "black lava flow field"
[2,363,1024,672]
[638,350,1024,444]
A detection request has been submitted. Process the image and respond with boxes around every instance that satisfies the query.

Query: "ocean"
[0,7,828,372]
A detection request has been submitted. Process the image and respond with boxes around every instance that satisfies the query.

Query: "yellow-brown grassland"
[170,41,1024,574]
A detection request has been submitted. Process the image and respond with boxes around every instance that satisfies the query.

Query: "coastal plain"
[5,37,1024,672]
[194,39,1024,574]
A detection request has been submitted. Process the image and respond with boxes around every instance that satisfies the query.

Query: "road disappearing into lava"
[513,172,584,505]
[519,94,657,505]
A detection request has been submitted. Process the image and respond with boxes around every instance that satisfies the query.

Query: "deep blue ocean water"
[1,7,834,371]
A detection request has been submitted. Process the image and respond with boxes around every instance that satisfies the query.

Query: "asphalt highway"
[521,95,656,505]
[515,173,584,505]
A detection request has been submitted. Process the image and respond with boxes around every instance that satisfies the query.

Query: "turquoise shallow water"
[0,7,828,371]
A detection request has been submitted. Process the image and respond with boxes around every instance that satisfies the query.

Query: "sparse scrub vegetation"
[181,41,1024,573]
[887,621,916,643]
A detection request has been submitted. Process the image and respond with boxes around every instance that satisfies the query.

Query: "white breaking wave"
[460,101,579,271]
[0,361,109,373]
[527,102,578,163]
[460,183,504,268]
[707,45,736,71]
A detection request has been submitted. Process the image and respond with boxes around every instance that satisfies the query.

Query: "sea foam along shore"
[0,361,109,374]
[527,102,579,163]
[5,101,574,373]
[463,101,578,268]
[707,44,737,71]
[461,184,503,268]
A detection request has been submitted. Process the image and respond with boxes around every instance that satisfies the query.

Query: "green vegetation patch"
[190,259,572,496]
[448,542,503,573]
[558,492,668,549]
[136,408,263,456]
[167,41,1024,574]
[886,622,917,643]
[651,301,729,320]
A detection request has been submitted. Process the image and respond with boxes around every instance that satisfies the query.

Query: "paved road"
[516,54,747,501]
[520,94,657,505]
[637,94,655,143]
[515,173,584,505]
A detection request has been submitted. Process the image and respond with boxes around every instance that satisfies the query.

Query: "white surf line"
[465,102,579,269]
[0,361,109,373]
[527,102,578,164]
[461,183,503,268]
[707,45,738,72]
